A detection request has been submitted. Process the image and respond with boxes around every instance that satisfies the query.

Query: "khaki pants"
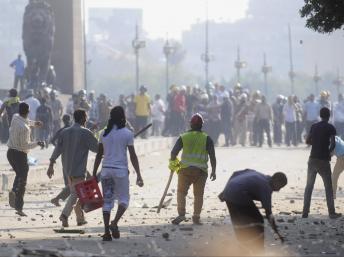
[177,167,207,218]
[62,176,85,223]
[332,156,344,197]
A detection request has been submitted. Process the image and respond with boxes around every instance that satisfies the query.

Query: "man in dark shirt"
[170,113,216,225]
[302,107,341,219]
[219,169,287,253]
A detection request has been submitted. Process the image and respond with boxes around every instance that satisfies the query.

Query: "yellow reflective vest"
[180,131,208,172]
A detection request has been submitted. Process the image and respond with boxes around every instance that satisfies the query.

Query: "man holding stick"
[169,113,216,225]
[219,169,287,253]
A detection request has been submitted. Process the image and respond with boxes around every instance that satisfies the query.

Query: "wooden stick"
[157,171,174,213]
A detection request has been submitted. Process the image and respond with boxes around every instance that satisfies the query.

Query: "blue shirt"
[334,136,344,157]
[222,169,273,215]
[10,59,25,76]
[303,101,320,121]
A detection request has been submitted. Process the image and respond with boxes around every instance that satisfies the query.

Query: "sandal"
[110,222,120,239]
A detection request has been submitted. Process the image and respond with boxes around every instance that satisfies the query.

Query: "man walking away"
[49,90,63,135]
[219,169,287,254]
[24,89,40,140]
[272,95,284,146]
[10,54,25,91]
[151,94,165,136]
[47,110,98,227]
[170,113,216,225]
[283,96,297,146]
[7,103,44,216]
[50,114,72,206]
[93,106,144,241]
[220,93,233,147]
[302,107,341,219]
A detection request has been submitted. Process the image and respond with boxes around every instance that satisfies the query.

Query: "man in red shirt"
[171,87,187,136]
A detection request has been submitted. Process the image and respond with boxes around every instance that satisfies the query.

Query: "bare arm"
[128,145,143,187]
[92,143,104,177]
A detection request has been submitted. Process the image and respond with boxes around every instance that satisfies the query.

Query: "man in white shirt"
[24,90,40,140]
[7,102,44,216]
[334,94,344,139]
[151,94,165,136]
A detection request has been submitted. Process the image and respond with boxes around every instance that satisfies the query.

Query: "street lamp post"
[313,65,321,95]
[261,52,272,97]
[288,24,296,94]
[234,47,247,83]
[333,69,344,96]
[132,23,145,92]
[163,38,176,96]
[200,0,214,91]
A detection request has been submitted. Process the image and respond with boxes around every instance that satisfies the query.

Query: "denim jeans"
[303,158,335,215]
[285,121,297,146]
[258,119,272,147]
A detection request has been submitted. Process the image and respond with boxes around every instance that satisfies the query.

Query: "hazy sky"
[86,0,249,39]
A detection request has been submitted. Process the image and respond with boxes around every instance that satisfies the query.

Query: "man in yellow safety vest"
[169,113,216,225]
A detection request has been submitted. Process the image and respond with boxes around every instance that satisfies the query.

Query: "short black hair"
[19,102,29,116]
[320,107,330,119]
[62,114,71,124]
[9,88,18,97]
[73,109,87,123]
[272,172,288,187]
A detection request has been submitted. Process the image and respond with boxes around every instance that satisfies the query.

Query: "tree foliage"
[300,0,344,33]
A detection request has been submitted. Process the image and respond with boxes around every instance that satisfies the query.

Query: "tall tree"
[300,0,344,33]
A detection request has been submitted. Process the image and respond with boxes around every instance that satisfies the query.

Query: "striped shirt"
[7,114,37,153]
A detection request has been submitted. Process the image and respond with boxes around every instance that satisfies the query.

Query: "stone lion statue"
[22,0,55,89]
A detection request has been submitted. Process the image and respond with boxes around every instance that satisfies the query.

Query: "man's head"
[271,172,288,192]
[155,94,161,100]
[261,95,266,104]
[9,88,18,98]
[190,113,204,130]
[309,94,315,102]
[139,85,147,94]
[40,98,46,105]
[18,54,21,60]
[19,102,30,118]
[50,90,57,100]
[73,109,87,126]
[320,107,331,121]
[62,114,71,126]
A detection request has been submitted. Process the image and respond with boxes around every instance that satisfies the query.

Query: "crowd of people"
[1,81,344,149]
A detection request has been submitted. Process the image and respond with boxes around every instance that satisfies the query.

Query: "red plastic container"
[75,177,103,213]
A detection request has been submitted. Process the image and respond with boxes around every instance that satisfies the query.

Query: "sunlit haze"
[86,0,249,40]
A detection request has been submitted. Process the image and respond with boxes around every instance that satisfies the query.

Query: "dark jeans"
[7,149,29,211]
[222,121,232,146]
[273,121,282,144]
[285,121,297,146]
[14,75,24,91]
[38,127,50,145]
[251,118,259,146]
[135,116,148,138]
[226,201,264,253]
[303,158,335,215]
[258,119,272,147]
[335,121,344,139]
[296,120,304,143]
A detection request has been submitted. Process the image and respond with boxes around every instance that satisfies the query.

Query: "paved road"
[1,145,344,256]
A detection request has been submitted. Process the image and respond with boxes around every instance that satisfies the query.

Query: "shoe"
[102,233,112,241]
[110,222,120,239]
[9,191,16,208]
[302,213,308,218]
[15,210,27,217]
[192,216,203,225]
[50,198,60,207]
[77,220,88,226]
[59,214,69,227]
[329,213,342,219]
[171,215,186,225]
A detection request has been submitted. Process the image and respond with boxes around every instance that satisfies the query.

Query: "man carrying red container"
[47,109,98,227]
